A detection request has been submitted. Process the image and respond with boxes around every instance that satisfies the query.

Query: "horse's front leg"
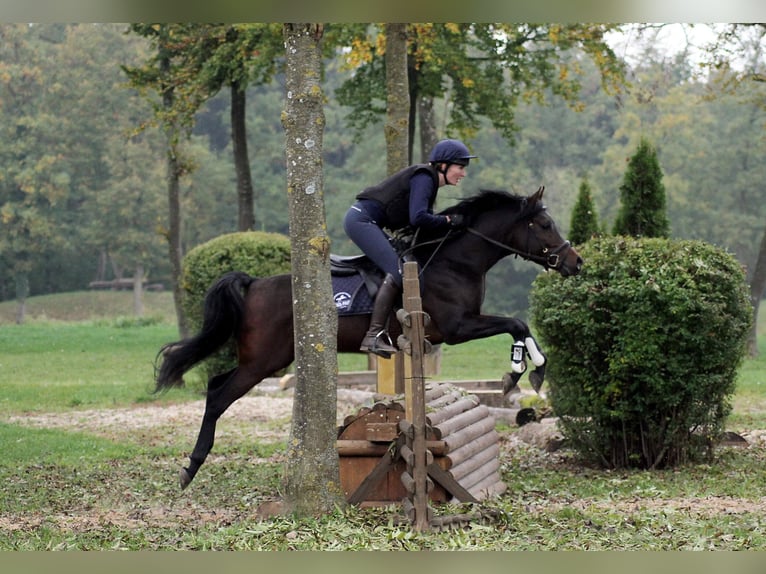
[437,313,547,393]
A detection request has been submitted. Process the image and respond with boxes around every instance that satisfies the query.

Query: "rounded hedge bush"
[529,236,752,469]
[181,231,292,384]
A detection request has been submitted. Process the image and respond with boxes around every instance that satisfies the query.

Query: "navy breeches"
[343,202,402,286]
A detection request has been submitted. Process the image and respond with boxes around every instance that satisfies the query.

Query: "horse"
[155,186,582,489]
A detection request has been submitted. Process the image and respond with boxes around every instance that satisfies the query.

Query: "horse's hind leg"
[180,366,261,490]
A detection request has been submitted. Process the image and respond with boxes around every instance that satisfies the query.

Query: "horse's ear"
[531,185,545,202]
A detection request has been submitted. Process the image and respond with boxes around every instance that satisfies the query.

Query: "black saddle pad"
[332,273,375,316]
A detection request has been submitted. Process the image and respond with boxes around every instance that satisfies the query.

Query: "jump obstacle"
[335,261,506,530]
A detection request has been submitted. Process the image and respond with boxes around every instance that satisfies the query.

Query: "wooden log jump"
[336,263,507,530]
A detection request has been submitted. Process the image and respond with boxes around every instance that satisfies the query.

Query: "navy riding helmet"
[428,139,478,166]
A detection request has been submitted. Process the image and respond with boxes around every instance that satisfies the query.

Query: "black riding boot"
[360,273,401,358]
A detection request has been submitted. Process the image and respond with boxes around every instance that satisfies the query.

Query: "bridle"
[465,225,572,270]
[401,216,572,274]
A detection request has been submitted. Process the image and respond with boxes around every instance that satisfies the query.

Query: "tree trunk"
[281,22,345,516]
[231,80,255,231]
[15,273,28,325]
[384,23,409,174]
[418,95,438,163]
[747,225,766,357]
[161,53,188,338]
[133,263,144,317]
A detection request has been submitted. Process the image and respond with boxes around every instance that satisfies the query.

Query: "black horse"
[155,186,582,489]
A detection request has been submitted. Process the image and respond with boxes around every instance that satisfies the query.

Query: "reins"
[398,223,571,275]
[398,229,452,276]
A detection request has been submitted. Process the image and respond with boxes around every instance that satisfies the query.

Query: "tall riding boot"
[360,273,401,358]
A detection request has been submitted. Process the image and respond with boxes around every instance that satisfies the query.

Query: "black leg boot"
[360,273,401,358]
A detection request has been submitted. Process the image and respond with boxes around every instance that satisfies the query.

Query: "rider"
[343,138,477,358]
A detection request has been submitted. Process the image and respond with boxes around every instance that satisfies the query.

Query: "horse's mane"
[439,189,542,221]
[406,189,544,250]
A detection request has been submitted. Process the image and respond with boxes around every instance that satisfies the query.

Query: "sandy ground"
[4,381,766,531]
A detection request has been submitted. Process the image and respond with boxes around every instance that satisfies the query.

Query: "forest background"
[0,22,764,333]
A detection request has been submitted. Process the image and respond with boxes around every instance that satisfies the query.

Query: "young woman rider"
[343,138,477,357]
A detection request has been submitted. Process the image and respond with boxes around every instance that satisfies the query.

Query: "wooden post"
[376,353,405,395]
[399,261,430,531]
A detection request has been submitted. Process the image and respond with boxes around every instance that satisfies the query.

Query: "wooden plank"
[400,470,415,494]
[347,455,396,505]
[424,390,463,411]
[426,462,478,503]
[432,404,490,439]
[425,396,480,427]
[337,439,447,457]
[449,443,500,481]
[400,444,433,467]
[444,429,499,468]
[423,383,451,403]
[456,457,500,491]
[444,379,504,390]
[365,422,399,442]
[336,440,391,457]
[442,416,497,452]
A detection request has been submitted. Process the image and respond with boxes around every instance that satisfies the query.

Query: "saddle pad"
[332,273,374,316]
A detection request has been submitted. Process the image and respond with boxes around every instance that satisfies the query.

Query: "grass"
[0,321,191,414]
[0,291,765,550]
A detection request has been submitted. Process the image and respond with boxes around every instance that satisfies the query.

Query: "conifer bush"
[181,231,291,383]
[530,236,752,469]
[569,178,600,245]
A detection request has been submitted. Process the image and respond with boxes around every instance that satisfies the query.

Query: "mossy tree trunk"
[281,23,345,516]
[384,23,409,172]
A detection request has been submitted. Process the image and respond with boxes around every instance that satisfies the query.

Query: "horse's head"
[441,186,583,277]
[517,186,583,277]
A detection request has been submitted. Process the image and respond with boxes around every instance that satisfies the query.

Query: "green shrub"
[181,231,292,383]
[530,236,752,469]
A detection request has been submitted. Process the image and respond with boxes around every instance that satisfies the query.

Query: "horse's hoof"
[516,407,537,426]
[502,371,522,395]
[529,369,544,393]
[179,467,192,490]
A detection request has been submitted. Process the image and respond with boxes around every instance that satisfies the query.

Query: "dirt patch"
[4,384,766,532]
[5,385,378,445]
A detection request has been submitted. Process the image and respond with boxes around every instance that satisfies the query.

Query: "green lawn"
[1,292,765,550]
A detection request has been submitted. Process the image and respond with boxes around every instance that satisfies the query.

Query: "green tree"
[701,23,766,357]
[123,24,210,336]
[0,24,72,322]
[569,178,600,245]
[612,138,669,238]
[187,24,283,231]
[335,23,625,159]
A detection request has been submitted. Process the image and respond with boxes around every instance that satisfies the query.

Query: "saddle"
[329,231,416,316]
[329,254,384,315]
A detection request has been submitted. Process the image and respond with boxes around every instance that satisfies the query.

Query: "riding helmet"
[428,139,477,166]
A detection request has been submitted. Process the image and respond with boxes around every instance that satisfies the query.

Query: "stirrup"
[360,330,397,359]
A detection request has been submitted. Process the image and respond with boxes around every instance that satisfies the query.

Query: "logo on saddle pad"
[334,291,352,311]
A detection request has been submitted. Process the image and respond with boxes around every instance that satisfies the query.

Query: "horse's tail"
[154,271,255,392]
